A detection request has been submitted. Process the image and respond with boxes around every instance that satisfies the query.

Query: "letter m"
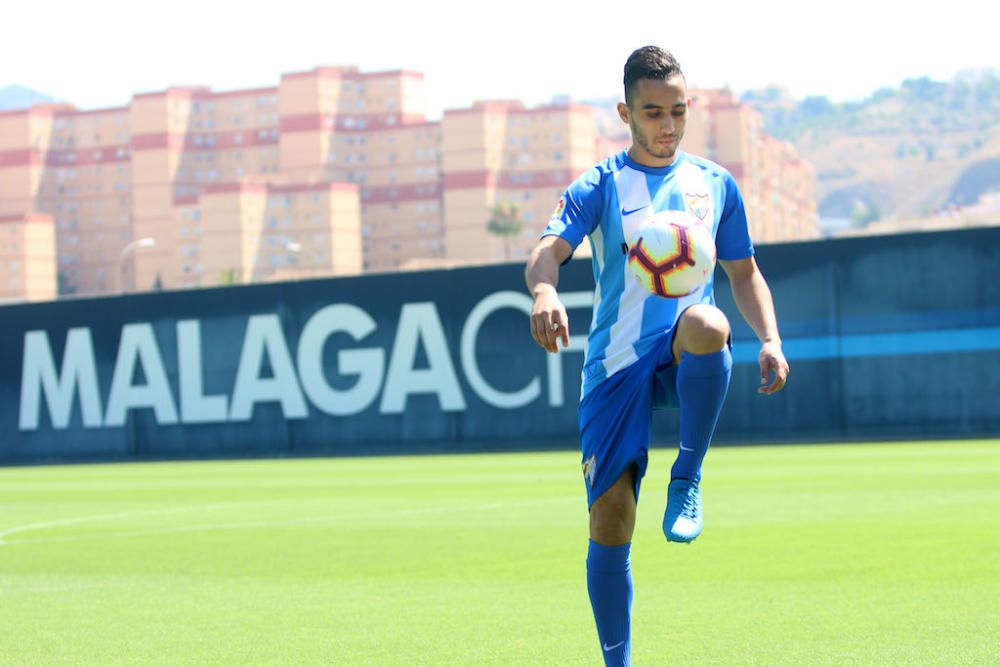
[19,328,103,430]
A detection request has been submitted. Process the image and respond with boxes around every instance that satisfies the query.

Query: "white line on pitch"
[0,496,581,546]
[0,500,290,545]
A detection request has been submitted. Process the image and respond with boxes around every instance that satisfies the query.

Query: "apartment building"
[0,212,56,302]
[441,100,600,263]
[695,88,819,241]
[0,69,818,301]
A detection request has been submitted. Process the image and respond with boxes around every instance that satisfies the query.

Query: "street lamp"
[284,240,303,280]
[118,237,156,293]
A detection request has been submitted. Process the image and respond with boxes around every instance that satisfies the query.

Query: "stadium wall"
[1,228,998,464]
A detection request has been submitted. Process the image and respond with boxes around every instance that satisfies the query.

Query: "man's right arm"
[525,235,574,353]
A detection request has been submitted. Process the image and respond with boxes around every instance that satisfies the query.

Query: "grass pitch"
[1,440,998,666]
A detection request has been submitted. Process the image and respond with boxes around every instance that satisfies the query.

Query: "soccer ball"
[626,210,716,298]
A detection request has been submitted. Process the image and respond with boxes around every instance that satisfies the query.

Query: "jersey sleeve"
[541,166,604,253]
[715,171,755,261]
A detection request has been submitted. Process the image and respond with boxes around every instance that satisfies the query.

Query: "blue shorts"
[579,332,680,508]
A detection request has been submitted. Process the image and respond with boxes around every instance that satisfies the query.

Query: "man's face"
[617,75,689,167]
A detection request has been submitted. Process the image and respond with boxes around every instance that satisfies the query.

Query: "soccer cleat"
[663,478,702,543]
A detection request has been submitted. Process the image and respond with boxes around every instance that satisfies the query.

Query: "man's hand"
[758,340,789,394]
[530,285,570,353]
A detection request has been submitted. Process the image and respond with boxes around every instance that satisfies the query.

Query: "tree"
[800,95,836,118]
[850,199,881,228]
[486,200,525,262]
[218,268,239,286]
[57,271,75,297]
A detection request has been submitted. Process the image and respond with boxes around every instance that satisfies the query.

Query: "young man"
[524,46,789,665]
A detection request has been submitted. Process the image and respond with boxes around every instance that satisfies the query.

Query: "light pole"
[284,241,302,280]
[119,237,156,293]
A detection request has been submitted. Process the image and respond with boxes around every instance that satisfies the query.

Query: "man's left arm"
[719,257,789,394]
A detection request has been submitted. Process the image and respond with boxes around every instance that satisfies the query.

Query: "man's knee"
[677,304,730,355]
[590,474,636,545]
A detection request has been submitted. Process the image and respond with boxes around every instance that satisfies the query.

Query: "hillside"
[743,71,1000,221]
[0,85,54,111]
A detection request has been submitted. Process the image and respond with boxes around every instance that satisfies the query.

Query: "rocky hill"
[742,71,1000,222]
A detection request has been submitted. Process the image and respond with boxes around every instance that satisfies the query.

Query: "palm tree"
[486,200,525,262]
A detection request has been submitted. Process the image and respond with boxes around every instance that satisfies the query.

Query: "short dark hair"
[624,46,684,107]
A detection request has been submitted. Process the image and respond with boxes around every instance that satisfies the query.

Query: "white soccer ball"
[626,210,716,298]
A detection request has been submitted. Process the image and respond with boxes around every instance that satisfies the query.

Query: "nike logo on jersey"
[621,205,647,217]
[679,442,695,452]
[603,640,626,652]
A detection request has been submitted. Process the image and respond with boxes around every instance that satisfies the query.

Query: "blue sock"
[671,347,733,482]
[586,540,632,667]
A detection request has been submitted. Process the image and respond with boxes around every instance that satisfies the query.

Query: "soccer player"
[524,46,789,666]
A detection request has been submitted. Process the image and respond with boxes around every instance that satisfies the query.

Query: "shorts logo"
[550,197,566,221]
[582,454,597,487]
[685,193,709,221]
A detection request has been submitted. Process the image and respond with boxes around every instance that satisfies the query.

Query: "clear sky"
[4,0,995,117]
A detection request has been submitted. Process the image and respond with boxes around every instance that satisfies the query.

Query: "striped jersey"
[542,150,754,399]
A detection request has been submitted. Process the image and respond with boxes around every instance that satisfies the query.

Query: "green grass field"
[1,440,998,666]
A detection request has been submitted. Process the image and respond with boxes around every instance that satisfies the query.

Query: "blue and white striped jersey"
[542,150,754,398]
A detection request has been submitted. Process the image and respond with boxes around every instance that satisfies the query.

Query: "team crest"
[550,196,566,221]
[685,193,709,220]
[582,454,597,487]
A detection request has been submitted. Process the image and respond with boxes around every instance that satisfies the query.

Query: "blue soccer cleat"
[663,478,702,543]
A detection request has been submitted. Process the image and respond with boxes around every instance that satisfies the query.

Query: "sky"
[3,0,997,117]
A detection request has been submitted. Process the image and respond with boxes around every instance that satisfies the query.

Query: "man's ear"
[617,102,630,124]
